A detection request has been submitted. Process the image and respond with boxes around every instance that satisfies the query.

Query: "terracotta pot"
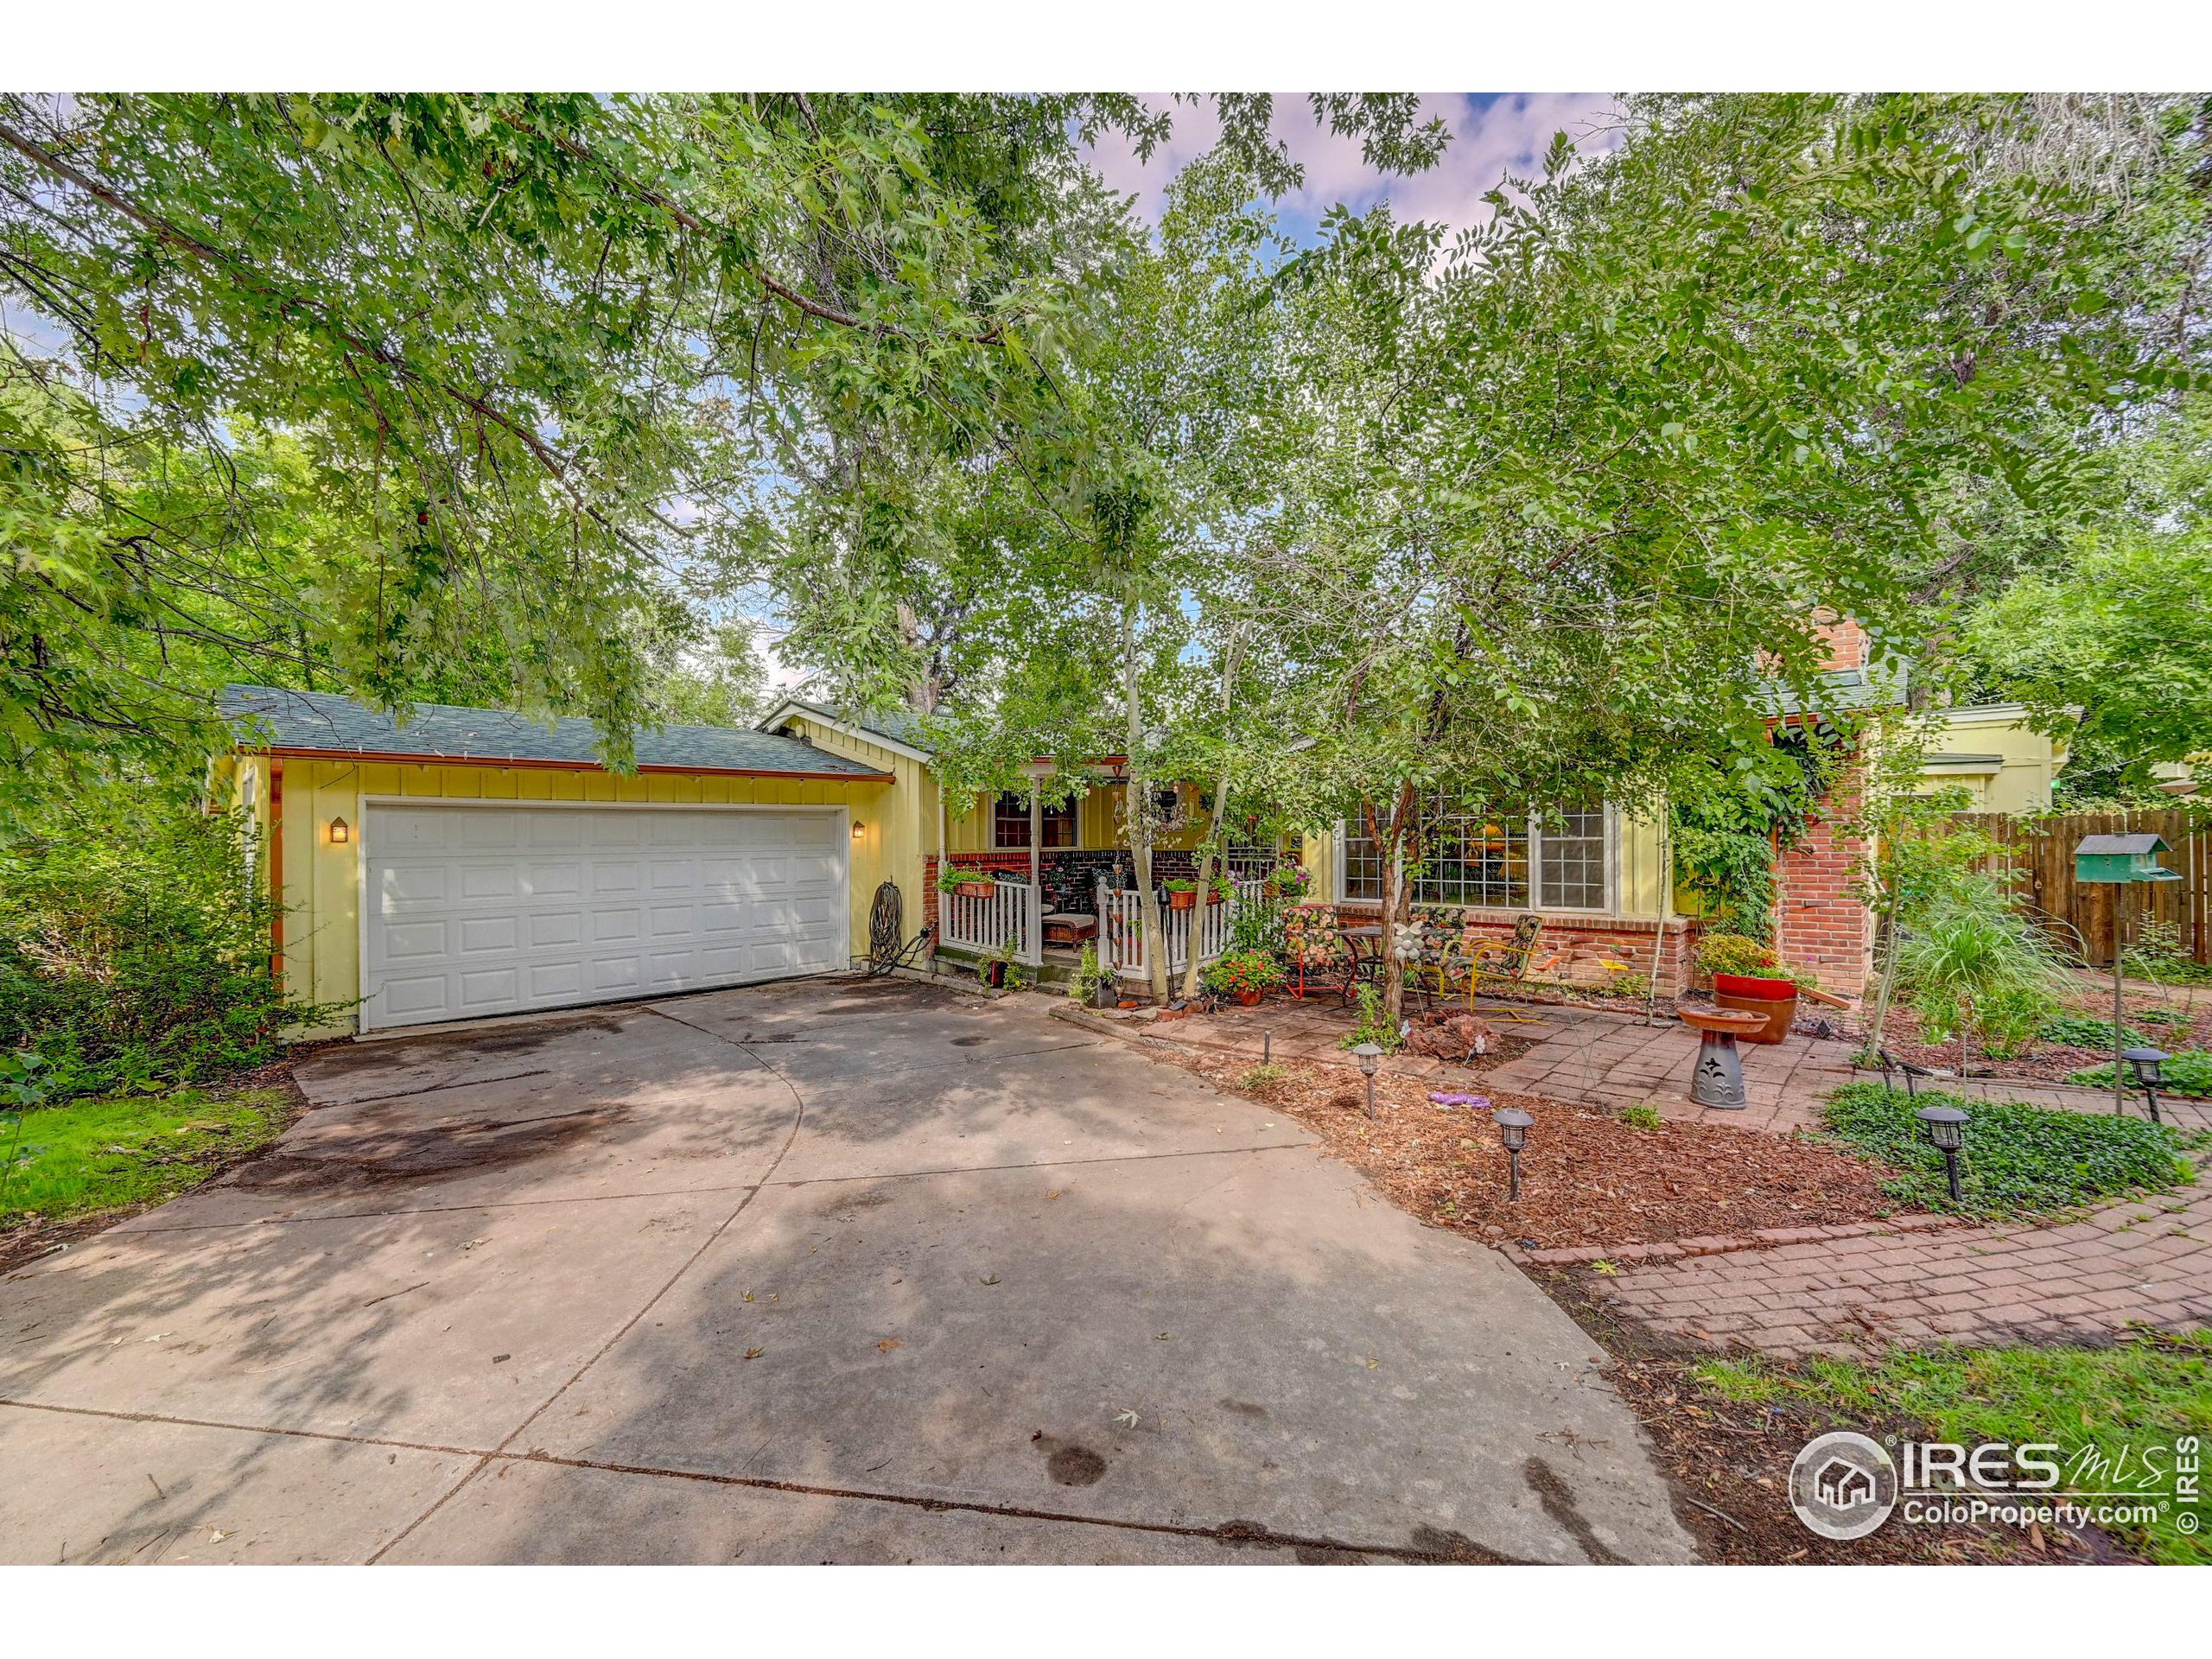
[1713,985,1797,1044]
[1234,988,1264,1007]
[955,880,995,899]
[1167,889,1198,911]
[1713,972,1796,1001]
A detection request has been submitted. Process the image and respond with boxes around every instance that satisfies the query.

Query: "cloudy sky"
[1082,92,1624,241]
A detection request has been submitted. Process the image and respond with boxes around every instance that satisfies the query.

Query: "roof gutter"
[240,743,894,783]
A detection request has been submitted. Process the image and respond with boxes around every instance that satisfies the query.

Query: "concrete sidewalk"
[0,978,1692,1564]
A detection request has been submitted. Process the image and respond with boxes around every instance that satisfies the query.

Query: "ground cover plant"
[2039,1012,2149,1051]
[2068,1049,2212,1098]
[0,1084,296,1232]
[1821,1083,2199,1217]
[1696,1334,2212,1565]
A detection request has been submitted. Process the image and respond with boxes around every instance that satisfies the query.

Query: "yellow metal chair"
[1464,914,1562,1020]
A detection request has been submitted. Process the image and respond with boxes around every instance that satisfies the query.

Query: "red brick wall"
[1811,611,1868,671]
[1771,766,1873,1000]
[1328,905,1693,995]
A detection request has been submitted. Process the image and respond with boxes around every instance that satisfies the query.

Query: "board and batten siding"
[230,751,894,1035]
[767,713,935,954]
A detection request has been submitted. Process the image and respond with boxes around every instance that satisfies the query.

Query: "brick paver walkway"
[1592,1182,2212,1357]
[1480,1008,2212,1136]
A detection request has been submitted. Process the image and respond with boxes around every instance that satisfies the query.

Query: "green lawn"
[1697,1336,2212,1564]
[0,1087,296,1229]
[1821,1082,2201,1217]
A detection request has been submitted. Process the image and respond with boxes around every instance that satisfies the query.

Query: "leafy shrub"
[1696,932,1818,988]
[1202,948,1286,999]
[2069,1050,2212,1098]
[1338,982,1402,1052]
[0,800,330,1099]
[1698,932,1779,977]
[1897,884,2068,1065]
[2039,1012,2149,1050]
[2124,920,2212,986]
[1821,1083,2198,1216]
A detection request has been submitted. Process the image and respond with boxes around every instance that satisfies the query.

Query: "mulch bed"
[1170,1052,1898,1251]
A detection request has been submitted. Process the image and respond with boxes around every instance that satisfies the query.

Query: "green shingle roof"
[762,696,932,755]
[221,685,891,779]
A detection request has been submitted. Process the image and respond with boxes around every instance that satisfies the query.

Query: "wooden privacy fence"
[1964,806,2211,966]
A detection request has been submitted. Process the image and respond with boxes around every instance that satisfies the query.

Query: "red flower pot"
[955,880,995,899]
[1167,890,1197,911]
[1713,974,1796,1045]
[1234,988,1264,1007]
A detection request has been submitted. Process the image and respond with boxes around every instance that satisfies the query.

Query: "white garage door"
[363,804,849,1030]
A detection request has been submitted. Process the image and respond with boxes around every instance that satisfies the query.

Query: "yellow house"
[1918,702,2072,812]
[225,685,901,1035]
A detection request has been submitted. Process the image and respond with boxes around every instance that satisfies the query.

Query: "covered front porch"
[925,849,1272,987]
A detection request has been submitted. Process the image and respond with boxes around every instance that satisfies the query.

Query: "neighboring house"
[1919,702,2071,811]
[222,685,898,1035]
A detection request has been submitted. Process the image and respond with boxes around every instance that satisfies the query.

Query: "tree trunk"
[1179,765,1235,1004]
[1122,597,1170,1003]
[1179,631,1245,1004]
[1373,782,1418,1029]
[1864,908,1903,1055]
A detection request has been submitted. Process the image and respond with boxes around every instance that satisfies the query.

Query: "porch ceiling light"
[328,817,350,845]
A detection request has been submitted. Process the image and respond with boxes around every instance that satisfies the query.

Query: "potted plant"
[1066,944,1119,1008]
[1203,949,1287,1007]
[939,865,997,900]
[980,934,1021,990]
[1207,874,1233,905]
[1266,865,1311,900]
[1696,932,1812,1045]
[1163,878,1199,912]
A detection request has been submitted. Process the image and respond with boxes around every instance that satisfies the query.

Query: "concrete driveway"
[0,977,1692,1564]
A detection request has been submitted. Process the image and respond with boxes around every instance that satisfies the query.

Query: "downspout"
[269,760,285,984]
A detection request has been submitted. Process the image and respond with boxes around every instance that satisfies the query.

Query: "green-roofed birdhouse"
[2073,833,2182,885]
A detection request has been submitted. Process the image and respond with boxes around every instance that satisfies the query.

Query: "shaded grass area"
[1821,1083,2200,1217]
[1697,1335,2212,1565]
[1,1086,296,1229]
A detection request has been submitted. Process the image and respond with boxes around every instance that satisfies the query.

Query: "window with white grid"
[1341,803,1608,912]
[1538,807,1608,910]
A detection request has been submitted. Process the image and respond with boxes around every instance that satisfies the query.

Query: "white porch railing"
[939,878,1042,967]
[1099,875,1267,982]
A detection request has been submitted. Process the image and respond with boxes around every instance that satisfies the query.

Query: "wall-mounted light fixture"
[328,817,351,846]
[851,821,866,840]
